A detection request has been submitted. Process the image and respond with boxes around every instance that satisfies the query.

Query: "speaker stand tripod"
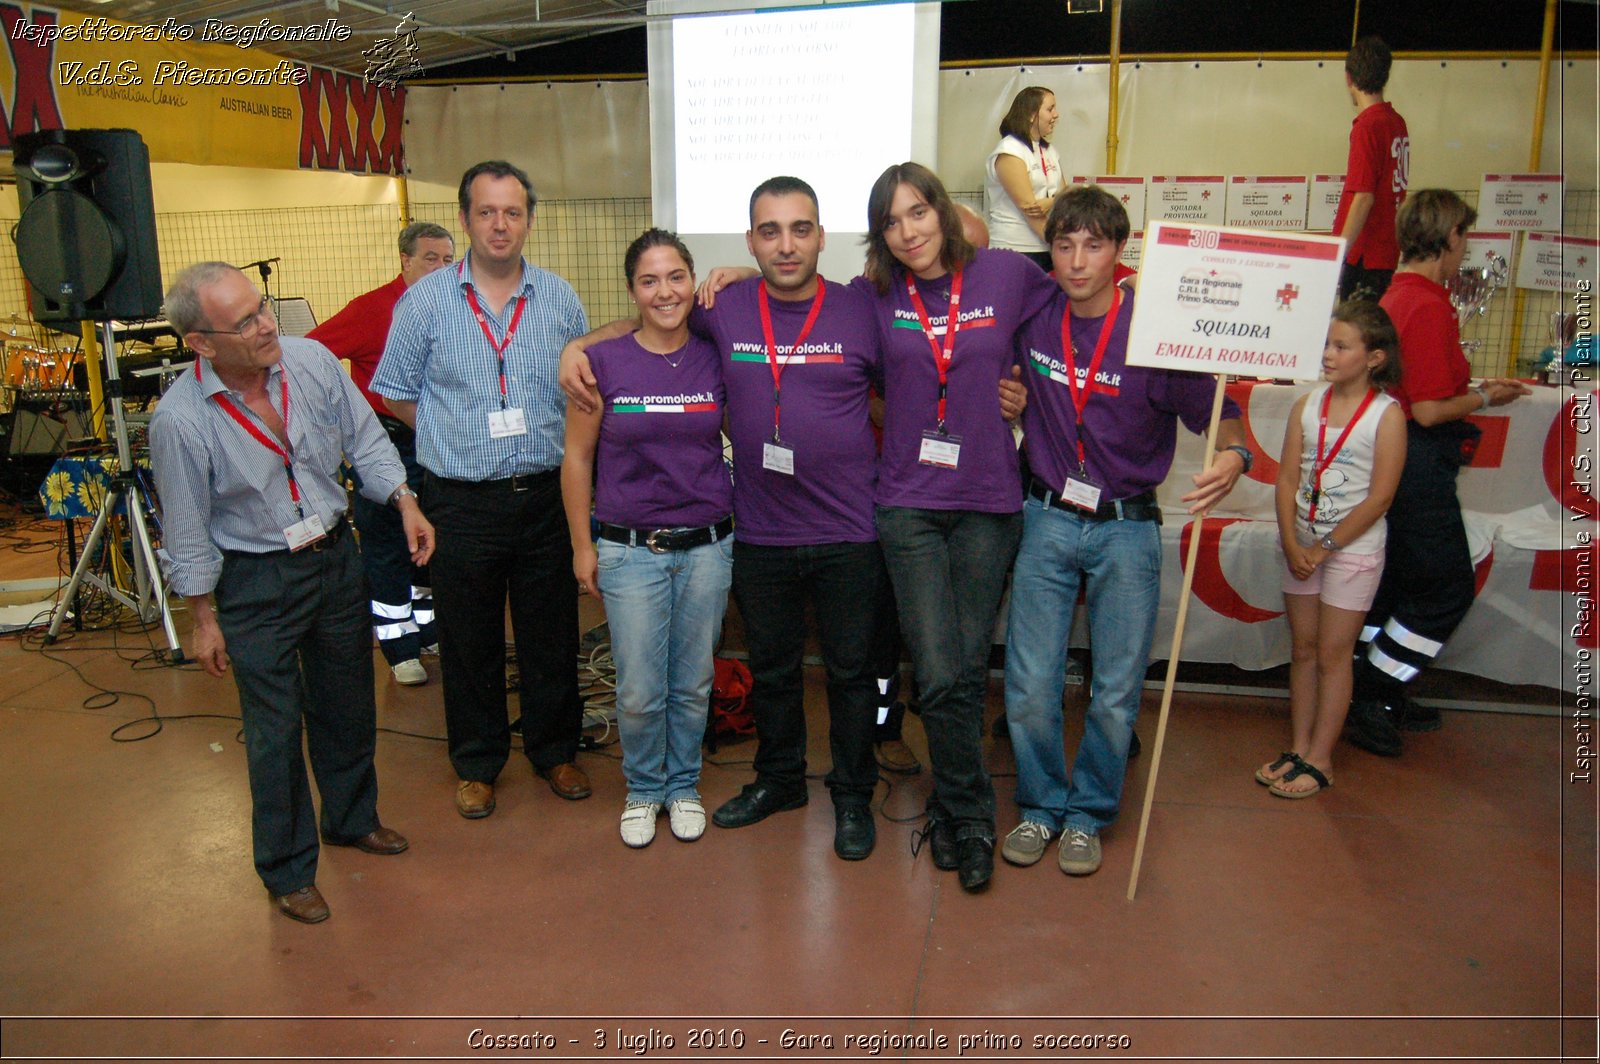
[44,321,182,657]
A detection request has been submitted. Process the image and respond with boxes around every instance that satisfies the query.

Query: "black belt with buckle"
[431,470,557,493]
[596,515,734,554]
[223,516,348,558]
[1027,479,1163,523]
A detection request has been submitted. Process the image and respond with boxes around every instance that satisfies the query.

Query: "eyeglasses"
[194,297,275,340]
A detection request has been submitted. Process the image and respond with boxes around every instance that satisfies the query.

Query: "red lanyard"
[1038,145,1051,184]
[757,278,826,442]
[1308,386,1378,524]
[1058,286,1122,470]
[459,259,527,407]
[905,268,963,430]
[195,358,303,513]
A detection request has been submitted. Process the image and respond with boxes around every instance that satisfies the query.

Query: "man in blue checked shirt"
[151,262,434,924]
[372,160,593,820]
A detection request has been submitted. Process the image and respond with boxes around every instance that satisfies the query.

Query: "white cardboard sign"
[1477,174,1564,232]
[1225,175,1309,230]
[1308,174,1344,232]
[1515,232,1600,293]
[1070,175,1148,231]
[1148,175,1227,226]
[1126,221,1346,380]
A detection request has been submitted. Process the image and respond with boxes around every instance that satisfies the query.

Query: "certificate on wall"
[1477,174,1564,232]
[1462,231,1516,274]
[1148,175,1227,226]
[1515,232,1600,293]
[1225,175,1309,230]
[1069,175,1148,230]
[1307,174,1344,232]
[1126,222,1346,380]
[1120,232,1145,273]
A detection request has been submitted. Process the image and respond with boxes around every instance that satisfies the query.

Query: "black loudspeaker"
[11,128,163,326]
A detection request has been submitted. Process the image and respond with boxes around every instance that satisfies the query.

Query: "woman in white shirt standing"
[983,86,1063,270]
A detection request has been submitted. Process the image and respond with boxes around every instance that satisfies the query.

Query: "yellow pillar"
[79,322,107,443]
[1106,0,1123,174]
[1506,0,1558,375]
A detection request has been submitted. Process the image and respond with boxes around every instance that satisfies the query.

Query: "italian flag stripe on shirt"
[612,403,720,413]
[729,352,844,364]
[891,318,996,331]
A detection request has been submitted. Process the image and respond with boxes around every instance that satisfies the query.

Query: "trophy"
[1447,252,1509,358]
[1537,311,1579,384]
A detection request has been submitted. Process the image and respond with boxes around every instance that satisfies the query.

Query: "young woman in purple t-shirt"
[857,161,1058,892]
[561,229,735,849]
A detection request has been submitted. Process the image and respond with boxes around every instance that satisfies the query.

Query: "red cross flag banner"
[1124,222,1346,381]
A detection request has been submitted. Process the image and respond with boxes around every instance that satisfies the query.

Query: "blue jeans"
[876,506,1022,839]
[599,534,734,804]
[1003,498,1161,835]
[731,539,886,806]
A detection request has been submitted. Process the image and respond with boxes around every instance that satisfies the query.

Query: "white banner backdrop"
[399,59,1596,201]
[1127,380,1595,693]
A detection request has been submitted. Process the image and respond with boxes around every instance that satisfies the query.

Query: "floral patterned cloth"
[39,456,135,519]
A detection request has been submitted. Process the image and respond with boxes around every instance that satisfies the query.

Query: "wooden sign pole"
[1126,374,1228,901]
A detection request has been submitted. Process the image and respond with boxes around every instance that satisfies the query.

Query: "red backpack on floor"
[705,657,754,751]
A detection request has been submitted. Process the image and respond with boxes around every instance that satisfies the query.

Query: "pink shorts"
[1282,548,1385,612]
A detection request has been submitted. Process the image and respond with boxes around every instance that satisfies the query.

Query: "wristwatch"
[391,485,418,507]
[1221,444,1253,475]
[1318,533,1338,551]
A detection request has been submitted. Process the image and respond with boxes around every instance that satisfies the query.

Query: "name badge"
[763,441,796,476]
[284,512,327,552]
[488,407,527,438]
[1060,470,1103,512]
[918,430,961,469]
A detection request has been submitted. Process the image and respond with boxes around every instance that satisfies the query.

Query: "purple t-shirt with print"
[855,247,1058,513]
[1017,288,1241,500]
[692,277,881,546]
[590,332,733,529]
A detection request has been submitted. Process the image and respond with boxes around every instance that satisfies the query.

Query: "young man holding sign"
[1000,187,1250,877]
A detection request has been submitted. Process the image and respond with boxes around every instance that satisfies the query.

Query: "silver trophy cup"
[1447,252,1509,358]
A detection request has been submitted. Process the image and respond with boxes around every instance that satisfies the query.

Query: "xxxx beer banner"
[0,5,403,174]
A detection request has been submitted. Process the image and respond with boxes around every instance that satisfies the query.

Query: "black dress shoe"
[913,816,959,870]
[712,782,807,828]
[1396,692,1442,732]
[833,805,876,860]
[957,836,994,892]
[1346,697,1402,757]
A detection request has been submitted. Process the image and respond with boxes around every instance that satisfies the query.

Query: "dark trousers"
[424,471,582,781]
[1339,260,1394,304]
[731,539,886,807]
[214,533,380,895]
[351,433,434,666]
[1356,425,1478,697]
[876,506,1022,840]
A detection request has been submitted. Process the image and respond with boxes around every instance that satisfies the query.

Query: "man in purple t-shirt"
[1000,186,1251,878]
[561,177,889,861]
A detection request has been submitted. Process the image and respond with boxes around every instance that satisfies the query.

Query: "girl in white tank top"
[1259,302,1408,799]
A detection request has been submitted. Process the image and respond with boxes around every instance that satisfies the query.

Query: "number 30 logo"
[1391,136,1411,195]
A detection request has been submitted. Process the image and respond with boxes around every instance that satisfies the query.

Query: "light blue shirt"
[371,253,589,481]
[149,337,407,597]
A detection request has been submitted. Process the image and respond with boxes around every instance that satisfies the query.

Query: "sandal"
[1269,755,1332,799]
[1255,751,1298,786]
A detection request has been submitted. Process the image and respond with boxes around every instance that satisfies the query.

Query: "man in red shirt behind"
[309,222,455,686]
[1332,36,1410,303]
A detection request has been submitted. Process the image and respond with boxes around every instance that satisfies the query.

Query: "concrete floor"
[0,506,1593,1062]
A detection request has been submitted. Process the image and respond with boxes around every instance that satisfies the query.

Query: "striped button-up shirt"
[149,337,407,597]
[371,253,589,481]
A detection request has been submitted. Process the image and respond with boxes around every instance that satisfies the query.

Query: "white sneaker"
[620,801,661,847]
[391,659,427,685]
[667,798,706,841]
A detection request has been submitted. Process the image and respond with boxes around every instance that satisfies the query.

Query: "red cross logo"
[1201,190,1211,199]
[1579,255,1590,268]
[1275,283,1300,309]
[1538,193,1549,203]
[1282,193,1293,204]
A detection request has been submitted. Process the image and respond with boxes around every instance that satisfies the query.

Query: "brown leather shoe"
[455,780,495,819]
[273,885,330,924]
[326,825,409,854]
[875,739,922,775]
[538,762,591,800]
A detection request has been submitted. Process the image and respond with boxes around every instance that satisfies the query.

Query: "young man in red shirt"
[1332,36,1410,303]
